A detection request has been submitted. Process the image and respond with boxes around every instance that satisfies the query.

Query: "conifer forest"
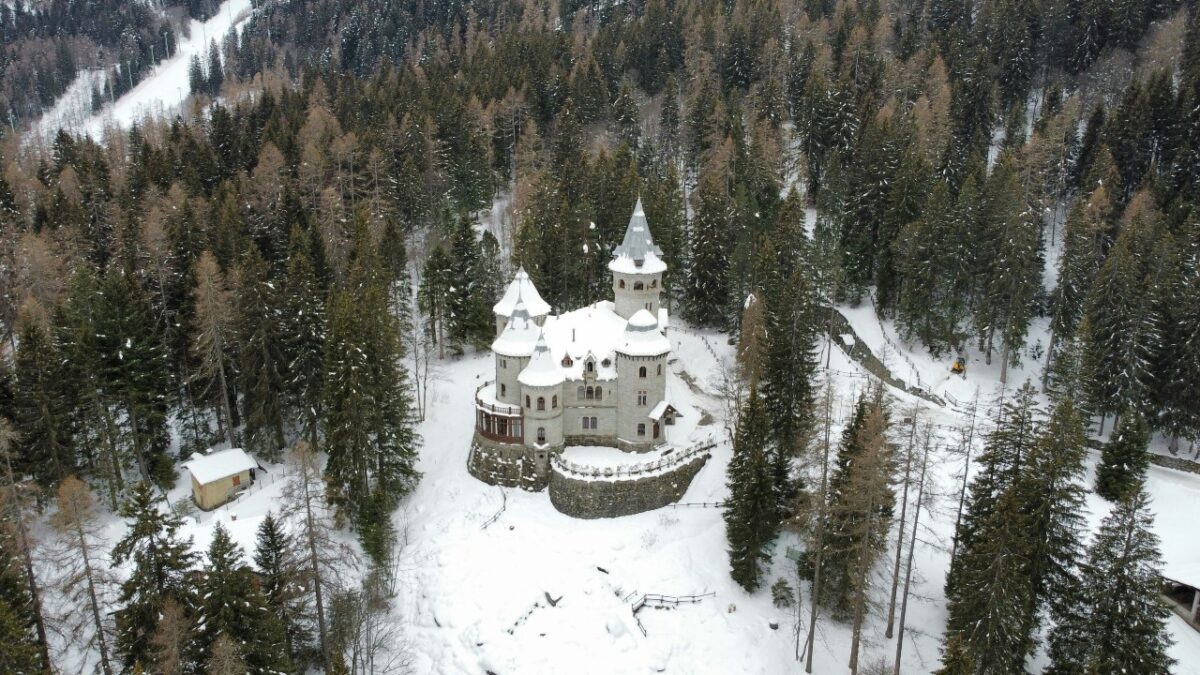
[1,0,1200,672]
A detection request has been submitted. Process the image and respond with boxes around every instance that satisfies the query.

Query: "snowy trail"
[28,0,254,145]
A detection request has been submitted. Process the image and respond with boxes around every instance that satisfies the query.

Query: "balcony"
[476,381,523,443]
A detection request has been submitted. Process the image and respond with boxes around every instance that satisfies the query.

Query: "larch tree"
[50,476,115,675]
[191,251,238,448]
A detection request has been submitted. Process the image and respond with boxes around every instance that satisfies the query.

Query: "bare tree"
[191,251,237,447]
[50,476,115,675]
[0,419,52,672]
[885,403,923,638]
[330,572,412,675]
[205,633,246,675]
[893,422,935,675]
[150,598,191,675]
[803,377,835,672]
[948,392,980,568]
[281,440,358,673]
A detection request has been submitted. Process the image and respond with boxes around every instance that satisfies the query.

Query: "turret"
[610,198,666,321]
[493,267,551,336]
[519,332,564,450]
[614,309,670,451]
[491,296,539,405]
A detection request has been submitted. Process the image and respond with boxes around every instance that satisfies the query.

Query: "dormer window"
[601,358,611,367]
[634,281,644,290]
[562,355,574,367]
[586,359,595,373]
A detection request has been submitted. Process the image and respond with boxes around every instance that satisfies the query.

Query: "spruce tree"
[234,246,288,458]
[111,481,198,671]
[11,304,76,487]
[191,524,290,674]
[280,233,325,451]
[1095,412,1150,502]
[1047,487,1175,674]
[724,386,777,591]
[445,215,491,353]
[254,512,310,665]
[686,143,735,326]
[0,519,43,674]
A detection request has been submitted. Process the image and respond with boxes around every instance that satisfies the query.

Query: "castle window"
[512,420,522,436]
[500,383,506,396]
[585,386,594,400]
[619,279,626,289]
[595,386,602,401]
[637,390,648,406]
[602,358,611,367]
[525,395,531,407]
[537,397,546,411]
[552,395,558,409]
[562,355,573,367]
[653,422,660,439]
[637,423,646,437]
[634,281,644,290]
[582,417,590,430]
[639,366,647,378]
[578,386,586,400]
[537,427,546,443]
[586,360,595,373]
[500,358,507,368]
[651,279,657,288]
[657,364,662,375]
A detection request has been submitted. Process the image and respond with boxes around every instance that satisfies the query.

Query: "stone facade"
[467,436,550,490]
[548,453,710,519]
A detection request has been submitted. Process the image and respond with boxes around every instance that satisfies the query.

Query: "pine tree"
[188,55,205,97]
[686,142,735,326]
[206,39,223,96]
[0,502,43,674]
[445,215,491,353]
[1047,185,1111,381]
[234,246,288,458]
[111,481,197,671]
[724,386,777,591]
[418,245,452,359]
[0,595,41,674]
[190,524,291,674]
[1157,215,1200,451]
[1046,487,1175,674]
[254,513,311,665]
[1095,412,1150,502]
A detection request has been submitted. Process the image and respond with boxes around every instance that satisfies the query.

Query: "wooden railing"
[628,591,717,636]
[475,380,522,416]
[551,437,715,480]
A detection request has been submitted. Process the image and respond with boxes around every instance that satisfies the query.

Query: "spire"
[612,197,662,264]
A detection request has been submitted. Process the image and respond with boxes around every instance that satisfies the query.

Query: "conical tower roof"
[518,331,565,387]
[491,294,540,357]
[609,197,667,275]
[494,266,551,318]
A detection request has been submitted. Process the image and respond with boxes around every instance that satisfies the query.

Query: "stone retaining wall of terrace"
[548,452,709,519]
[468,435,554,491]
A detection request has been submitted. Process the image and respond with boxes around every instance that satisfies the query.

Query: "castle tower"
[519,332,565,457]
[609,198,666,321]
[491,295,539,406]
[615,309,671,452]
[493,267,551,336]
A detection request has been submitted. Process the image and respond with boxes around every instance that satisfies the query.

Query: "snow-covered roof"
[183,448,257,485]
[518,332,566,387]
[609,198,667,275]
[617,309,671,357]
[494,267,551,318]
[649,401,681,421]
[1162,560,1200,589]
[492,296,541,357]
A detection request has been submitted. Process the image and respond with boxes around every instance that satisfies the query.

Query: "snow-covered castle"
[469,199,696,501]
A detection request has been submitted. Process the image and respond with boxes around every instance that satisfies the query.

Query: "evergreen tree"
[1048,185,1111,375]
[234,246,288,458]
[445,215,491,353]
[724,386,777,591]
[111,481,198,672]
[190,524,290,674]
[0,513,43,674]
[254,513,310,665]
[1157,215,1200,450]
[1046,487,1175,674]
[686,143,735,326]
[280,233,325,451]
[1095,412,1151,502]
[206,39,223,96]
[11,304,76,487]
[188,55,205,97]
[418,245,452,359]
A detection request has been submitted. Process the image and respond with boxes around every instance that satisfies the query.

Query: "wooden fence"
[551,438,716,480]
[628,591,718,636]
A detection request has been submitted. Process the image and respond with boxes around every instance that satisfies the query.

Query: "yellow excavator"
[951,356,966,376]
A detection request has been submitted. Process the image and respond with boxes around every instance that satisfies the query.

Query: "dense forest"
[0,0,1198,671]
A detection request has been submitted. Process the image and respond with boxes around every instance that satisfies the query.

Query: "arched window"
[500,383,506,396]
[650,279,657,288]
[639,366,647,378]
[657,364,662,376]
[537,427,546,443]
[562,355,573,367]
[619,279,626,289]
[578,386,585,400]
[586,360,595,373]
[634,281,645,290]
[552,395,558,408]
[595,386,602,401]
[537,397,546,411]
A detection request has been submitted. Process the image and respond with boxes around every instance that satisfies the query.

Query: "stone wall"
[548,453,709,519]
[467,436,551,491]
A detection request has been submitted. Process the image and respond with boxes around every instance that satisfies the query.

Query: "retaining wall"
[467,435,552,491]
[548,453,709,519]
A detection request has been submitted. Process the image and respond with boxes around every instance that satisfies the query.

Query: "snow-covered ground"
[28,0,254,146]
